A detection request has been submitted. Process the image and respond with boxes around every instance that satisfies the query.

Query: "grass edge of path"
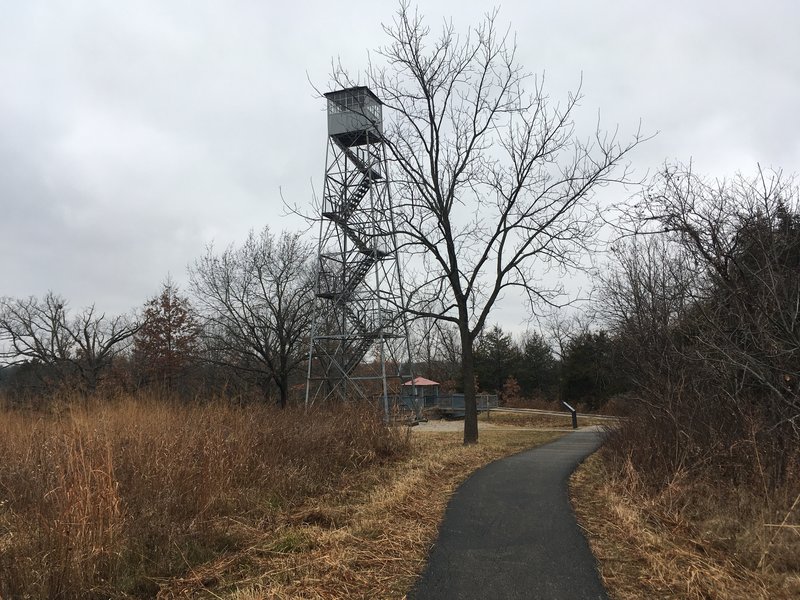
[570,452,800,600]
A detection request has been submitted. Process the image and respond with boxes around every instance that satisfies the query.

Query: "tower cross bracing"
[305,86,415,417]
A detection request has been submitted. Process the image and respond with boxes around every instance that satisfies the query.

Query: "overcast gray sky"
[1,0,799,324]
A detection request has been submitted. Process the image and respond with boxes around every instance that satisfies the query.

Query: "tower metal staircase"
[306,86,414,413]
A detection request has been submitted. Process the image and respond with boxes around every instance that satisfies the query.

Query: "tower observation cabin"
[324,86,383,147]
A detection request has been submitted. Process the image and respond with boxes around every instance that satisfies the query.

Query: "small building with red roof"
[402,376,440,407]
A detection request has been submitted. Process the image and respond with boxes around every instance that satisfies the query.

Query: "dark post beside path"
[562,400,579,429]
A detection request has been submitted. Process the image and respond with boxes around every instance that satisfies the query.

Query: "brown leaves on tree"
[133,280,200,392]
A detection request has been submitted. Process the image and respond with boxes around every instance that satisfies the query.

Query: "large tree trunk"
[79,364,99,398]
[461,325,478,445]
[278,374,289,409]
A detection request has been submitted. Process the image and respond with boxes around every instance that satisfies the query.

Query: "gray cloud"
[1,0,798,326]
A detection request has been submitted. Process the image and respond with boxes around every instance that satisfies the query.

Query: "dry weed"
[0,395,409,599]
[0,395,561,599]
[157,428,563,599]
[571,453,800,600]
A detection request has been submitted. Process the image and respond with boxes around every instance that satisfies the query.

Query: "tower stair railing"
[331,136,383,180]
[317,254,373,300]
[344,335,379,374]
[321,214,388,259]
[341,255,375,299]
[322,176,371,222]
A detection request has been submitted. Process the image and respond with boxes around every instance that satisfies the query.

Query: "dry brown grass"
[158,427,563,599]
[571,453,800,600]
[0,396,562,599]
[0,396,409,599]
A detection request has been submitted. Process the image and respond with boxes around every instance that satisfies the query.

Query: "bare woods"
[0,227,314,407]
[598,165,800,578]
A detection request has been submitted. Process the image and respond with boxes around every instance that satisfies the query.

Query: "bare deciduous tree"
[0,292,139,394]
[332,3,643,442]
[189,228,314,408]
[599,236,695,396]
[407,300,463,385]
[635,165,800,423]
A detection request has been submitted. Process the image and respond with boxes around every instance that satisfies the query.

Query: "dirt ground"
[412,417,603,433]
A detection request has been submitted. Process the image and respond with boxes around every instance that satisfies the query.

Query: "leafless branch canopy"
[189,228,314,407]
[0,292,139,393]
[607,164,800,450]
[331,3,643,342]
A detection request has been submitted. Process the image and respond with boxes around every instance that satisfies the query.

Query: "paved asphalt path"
[410,431,608,600]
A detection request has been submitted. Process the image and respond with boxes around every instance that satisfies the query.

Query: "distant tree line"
[407,317,628,410]
[0,292,139,397]
[1,225,628,410]
[0,227,315,407]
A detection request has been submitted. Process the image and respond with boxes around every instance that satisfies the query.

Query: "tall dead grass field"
[0,397,562,599]
[571,452,800,600]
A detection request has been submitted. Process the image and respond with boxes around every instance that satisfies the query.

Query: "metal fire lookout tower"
[305,86,414,415]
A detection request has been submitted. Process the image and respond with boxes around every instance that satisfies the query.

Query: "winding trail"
[410,430,608,600]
